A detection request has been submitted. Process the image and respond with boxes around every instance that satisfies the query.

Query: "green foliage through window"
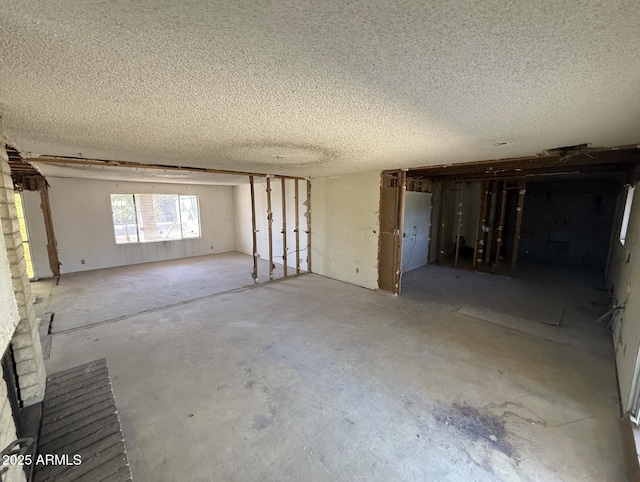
[110,194,200,244]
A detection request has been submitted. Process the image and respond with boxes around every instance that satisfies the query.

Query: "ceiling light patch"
[228,143,338,165]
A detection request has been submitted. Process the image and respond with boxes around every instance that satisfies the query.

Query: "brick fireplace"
[0,120,47,482]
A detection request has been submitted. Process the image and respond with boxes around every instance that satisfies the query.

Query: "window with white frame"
[110,194,200,244]
[620,186,635,245]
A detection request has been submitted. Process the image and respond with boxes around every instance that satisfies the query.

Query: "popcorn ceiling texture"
[1,1,639,177]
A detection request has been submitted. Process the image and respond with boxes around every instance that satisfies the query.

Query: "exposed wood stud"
[36,177,60,279]
[426,192,435,263]
[494,181,508,273]
[510,179,527,274]
[485,181,497,265]
[394,170,407,295]
[473,180,489,270]
[266,177,274,281]
[438,185,448,262]
[281,178,288,278]
[249,175,258,284]
[454,182,464,268]
[306,180,312,273]
[295,179,300,274]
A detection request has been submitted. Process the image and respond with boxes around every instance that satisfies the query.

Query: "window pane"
[111,194,139,244]
[135,194,181,242]
[180,195,200,238]
[620,186,635,245]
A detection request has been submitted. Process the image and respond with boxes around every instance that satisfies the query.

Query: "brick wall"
[0,369,27,482]
[0,125,46,406]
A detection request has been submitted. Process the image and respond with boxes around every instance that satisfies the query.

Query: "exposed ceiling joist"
[5,145,44,190]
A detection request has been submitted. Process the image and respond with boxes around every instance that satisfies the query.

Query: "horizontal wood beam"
[401,146,640,181]
[30,156,308,181]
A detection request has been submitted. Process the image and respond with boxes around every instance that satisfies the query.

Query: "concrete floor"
[32,256,626,481]
[33,252,296,333]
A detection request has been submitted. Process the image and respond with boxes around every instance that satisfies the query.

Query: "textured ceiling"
[1,1,640,178]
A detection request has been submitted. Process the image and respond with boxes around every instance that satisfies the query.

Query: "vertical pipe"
[249,175,258,284]
[306,180,312,273]
[454,182,464,268]
[36,177,60,279]
[473,180,489,270]
[494,181,508,273]
[295,179,300,274]
[266,177,274,281]
[281,178,288,278]
[510,179,527,275]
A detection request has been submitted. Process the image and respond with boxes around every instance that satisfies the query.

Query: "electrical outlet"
[80,259,85,265]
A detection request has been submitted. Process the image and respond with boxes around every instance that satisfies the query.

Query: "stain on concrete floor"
[433,402,515,458]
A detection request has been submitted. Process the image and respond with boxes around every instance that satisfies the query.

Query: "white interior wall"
[608,184,640,412]
[24,177,236,274]
[233,179,309,278]
[311,170,380,290]
[402,191,431,273]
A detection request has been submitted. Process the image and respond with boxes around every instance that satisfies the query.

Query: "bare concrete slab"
[402,262,613,357]
[31,251,301,333]
[41,270,626,481]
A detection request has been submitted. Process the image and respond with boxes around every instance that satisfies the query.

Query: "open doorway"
[378,147,638,341]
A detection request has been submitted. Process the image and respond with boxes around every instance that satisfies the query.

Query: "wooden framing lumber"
[510,179,527,274]
[32,156,307,181]
[394,170,407,295]
[306,180,312,273]
[494,181,508,272]
[438,185,448,262]
[473,180,488,270]
[281,178,288,277]
[295,179,300,274]
[266,177,274,281]
[249,175,258,284]
[454,182,464,268]
[36,177,60,279]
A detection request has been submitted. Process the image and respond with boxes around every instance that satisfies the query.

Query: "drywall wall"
[24,177,236,274]
[401,191,431,273]
[21,190,50,279]
[233,178,309,278]
[608,184,640,412]
[311,170,380,290]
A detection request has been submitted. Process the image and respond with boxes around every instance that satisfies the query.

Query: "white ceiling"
[1,1,639,178]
